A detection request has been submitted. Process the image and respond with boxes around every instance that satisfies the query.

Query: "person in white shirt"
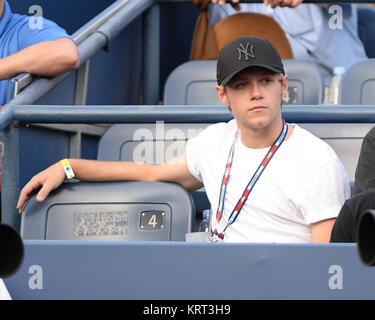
[16,36,350,243]
[209,0,368,86]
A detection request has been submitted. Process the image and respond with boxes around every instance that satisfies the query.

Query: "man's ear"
[216,85,229,106]
[281,74,289,98]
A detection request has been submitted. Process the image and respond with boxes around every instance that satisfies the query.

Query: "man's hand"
[211,0,241,11]
[265,0,303,8]
[16,161,66,214]
[211,0,303,10]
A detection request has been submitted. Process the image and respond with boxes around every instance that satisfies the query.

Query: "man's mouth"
[249,106,266,111]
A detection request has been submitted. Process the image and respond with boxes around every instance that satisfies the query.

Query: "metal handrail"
[6,0,133,97]
[2,104,375,230]
[3,0,155,108]
[1,105,375,131]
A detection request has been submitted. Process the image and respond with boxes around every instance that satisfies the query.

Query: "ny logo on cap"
[237,42,255,61]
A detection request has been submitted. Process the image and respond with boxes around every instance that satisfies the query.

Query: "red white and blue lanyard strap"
[212,121,289,240]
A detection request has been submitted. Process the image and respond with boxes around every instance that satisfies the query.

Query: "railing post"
[0,126,21,230]
[143,3,160,105]
[74,60,90,106]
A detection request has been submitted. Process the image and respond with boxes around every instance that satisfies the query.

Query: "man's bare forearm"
[0,38,79,80]
[17,156,202,213]
[69,159,156,182]
[69,157,203,191]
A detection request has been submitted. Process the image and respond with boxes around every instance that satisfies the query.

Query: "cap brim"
[220,64,284,86]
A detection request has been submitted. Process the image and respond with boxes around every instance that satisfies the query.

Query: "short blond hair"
[221,73,285,90]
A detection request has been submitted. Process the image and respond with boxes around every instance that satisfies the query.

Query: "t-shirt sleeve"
[17,17,73,51]
[185,133,204,183]
[300,158,351,225]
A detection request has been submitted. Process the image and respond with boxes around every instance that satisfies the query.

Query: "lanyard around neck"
[212,121,289,240]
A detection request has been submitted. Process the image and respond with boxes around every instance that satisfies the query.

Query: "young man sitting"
[17,36,350,243]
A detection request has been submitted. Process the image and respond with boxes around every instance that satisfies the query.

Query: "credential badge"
[237,42,255,61]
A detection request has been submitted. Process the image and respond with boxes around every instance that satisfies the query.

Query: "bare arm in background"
[0,38,79,80]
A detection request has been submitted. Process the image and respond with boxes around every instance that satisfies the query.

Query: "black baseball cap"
[217,36,285,86]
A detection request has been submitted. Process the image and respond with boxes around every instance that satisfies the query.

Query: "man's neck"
[238,119,292,149]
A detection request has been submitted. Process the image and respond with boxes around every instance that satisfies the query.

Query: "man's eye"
[263,78,272,84]
[235,82,247,89]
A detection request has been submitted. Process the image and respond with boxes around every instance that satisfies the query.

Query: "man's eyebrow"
[259,70,278,76]
[230,70,278,82]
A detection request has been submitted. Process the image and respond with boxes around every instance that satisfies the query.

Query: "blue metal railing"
[4,0,155,107]
[1,104,375,230]
[3,105,375,129]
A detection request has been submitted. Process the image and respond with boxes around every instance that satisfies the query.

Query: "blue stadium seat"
[340,59,375,105]
[97,123,207,163]
[97,123,211,214]
[358,6,375,59]
[163,60,221,105]
[282,60,324,105]
[163,59,324,105]
[21,181,195,241]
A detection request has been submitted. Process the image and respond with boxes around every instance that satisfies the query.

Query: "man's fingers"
[265,0,303,8]
[266,0,283,8]
[271,0,282,8]
[17,179,54,214]
[16,162,66,214]
[35,182,54,202]
[291,0,303,7]
[16,177,42,213]
[232,3,241,11]
[211,0,241,9]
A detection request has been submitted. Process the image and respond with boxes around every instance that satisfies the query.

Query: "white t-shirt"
[186,120,351,243]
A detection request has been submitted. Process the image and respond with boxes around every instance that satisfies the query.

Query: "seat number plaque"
[139,211,165,230]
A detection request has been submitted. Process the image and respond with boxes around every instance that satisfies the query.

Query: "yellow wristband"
[60,158,75,180]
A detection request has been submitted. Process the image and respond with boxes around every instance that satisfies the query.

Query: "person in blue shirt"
[0,0,79,220]
[0,0,79,106]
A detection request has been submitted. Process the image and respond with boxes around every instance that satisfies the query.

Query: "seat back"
[164,59,323,105]
[97,123,211,213]
[282,60,324,105]
[21,181,195,241]
[358,6,375,59]
[164,60,220,105]
[213,13,293,59]
[340,59,375,105]
[97,123,207,163]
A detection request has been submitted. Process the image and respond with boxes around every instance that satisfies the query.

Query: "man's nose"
[249,82,263,100]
